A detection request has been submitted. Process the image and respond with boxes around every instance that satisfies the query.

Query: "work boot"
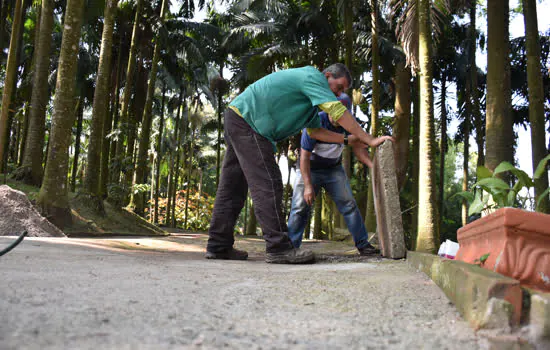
[265,247,315,264]
[205,247,248,260]
[358,244,380,256]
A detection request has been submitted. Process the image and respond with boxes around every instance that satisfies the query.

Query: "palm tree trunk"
[393,60,411,190]
[154,84,166,224]
[462,89,470,225]
[169,90,186,227]
[365,0,380,234]
[166,89,184,225]
[0,0,8,52]
[246,204,257,235]
[84,0,118,209]
[438,75,447,231]
[416,0,439,253]
[468,2,483,171]
[131,0,168,216]
[410,77,420,249]
[116,0,142,182]
[313,190,323,239]
[17,4,41,167]
[71,96,84,193]
[522,0,549,213]
[0,0,23,172]
[184,129,195,229]
[37,0,85,229]
[485,0,514,173]
[108,35,123,181]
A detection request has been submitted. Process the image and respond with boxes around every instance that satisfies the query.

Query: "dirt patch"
[0,185,66,237]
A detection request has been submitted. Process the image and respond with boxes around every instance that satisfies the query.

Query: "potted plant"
[452,155,550,292]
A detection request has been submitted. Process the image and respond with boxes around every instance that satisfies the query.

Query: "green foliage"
[132,183,151,195]
[149,189,215,231]
[452,155,550,216]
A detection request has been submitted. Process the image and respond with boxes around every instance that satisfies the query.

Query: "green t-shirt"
[229,66,338,148]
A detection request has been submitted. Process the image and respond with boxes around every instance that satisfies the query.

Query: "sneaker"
[205,247,248,260]
[265,247,315,264]
[358,244,380,256]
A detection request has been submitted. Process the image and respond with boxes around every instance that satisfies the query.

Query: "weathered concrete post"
[371,141,407,258]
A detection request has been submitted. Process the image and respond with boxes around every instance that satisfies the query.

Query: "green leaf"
[450,191,474,203]
[493,161,517,175]
[474,178,510,193]
[506,190,517,207]
[476,166,493,180]
[468,191,487,216]
[510,168,533,188]
[480,253,490,263]
[534,154,550,180]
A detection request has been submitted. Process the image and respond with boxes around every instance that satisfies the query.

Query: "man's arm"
[352,146,373,168]
[300,148,316,206]
[336,110,394,147]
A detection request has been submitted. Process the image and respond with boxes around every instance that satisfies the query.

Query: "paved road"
[0,235,485,349]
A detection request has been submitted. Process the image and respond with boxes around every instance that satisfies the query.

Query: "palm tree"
[522,0,549,213]
[365,0,381,234]
[117,0,142,189]
[37,0,86,228]
[83,0,119,210]
[17,0,55,186]
[416,0,439,253]
[0,0,23,172]
[131,0,169,216]
[485,0,513,173]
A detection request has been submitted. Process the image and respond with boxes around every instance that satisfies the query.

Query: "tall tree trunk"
[365,0,380,234]
[522,0,549,213]
[313,190,323,239]
[83,0,118,210]
[154,84,166,224]
[215,63,224,188]
[169,90,185,227]
[122,57,145,199]
[0,0,8,52]
[246,204,257,235]
[116,0,142,183]
[184,128,195,229]
[416,0,439,253]
[166,88,183,226]
[469,2,484,170]
[411,77,420,249]
[0,0,23,172]
[462,90,470,225]
[37,0,85,229]
[485,0,513,173]
[18,4,41,167]
[109,37,123,184]
[71,96,84,193]
[6,0,30,168]
[341,0,353,179]
[131,0,168,216]
[438,75,447,231]
[393,60,411,190]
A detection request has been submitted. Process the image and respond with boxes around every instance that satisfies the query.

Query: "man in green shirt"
[206,63,393,264]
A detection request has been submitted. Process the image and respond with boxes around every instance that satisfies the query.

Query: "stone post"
[371,141,407,258]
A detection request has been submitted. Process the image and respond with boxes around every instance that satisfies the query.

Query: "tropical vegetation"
[0,0,549,253]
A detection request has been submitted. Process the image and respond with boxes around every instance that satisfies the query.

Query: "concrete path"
[0,235,485,349]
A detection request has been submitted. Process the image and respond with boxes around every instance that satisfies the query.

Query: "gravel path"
[0,236,485,349]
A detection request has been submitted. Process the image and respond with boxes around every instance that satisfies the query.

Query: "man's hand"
[371,135,395,147]
[304,184,315,206]
[349,135,395,148]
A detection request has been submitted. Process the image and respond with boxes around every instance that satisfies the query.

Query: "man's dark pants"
[207,109,294,254]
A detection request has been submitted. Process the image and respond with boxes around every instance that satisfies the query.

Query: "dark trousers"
[207,109,294,254]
